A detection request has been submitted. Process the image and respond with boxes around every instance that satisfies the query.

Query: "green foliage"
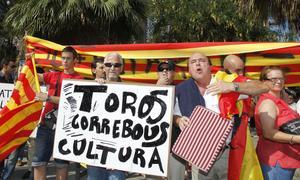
[2,0,282,45]
[0,0,17,62]
[236,0,300,37]
[149,0,276,42]
[4,0,149,44]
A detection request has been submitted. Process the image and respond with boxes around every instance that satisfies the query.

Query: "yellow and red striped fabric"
[26,36,300,86]
[0,58,43,161]
[216,72,263,180]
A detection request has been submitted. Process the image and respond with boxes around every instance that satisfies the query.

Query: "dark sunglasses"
[158,67,174,72]
[104,63,122,68]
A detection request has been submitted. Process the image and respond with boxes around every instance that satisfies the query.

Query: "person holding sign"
[91,58,106,81]
[156,60,176,86]
[87,52,126,180]
[33,46,83,180]
[143,61,176,180]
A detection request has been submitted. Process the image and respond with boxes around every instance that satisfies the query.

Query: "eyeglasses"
[265,77,285,82]
[104,63,122,68]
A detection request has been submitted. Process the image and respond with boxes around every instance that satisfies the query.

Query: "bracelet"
[289,136,294,145]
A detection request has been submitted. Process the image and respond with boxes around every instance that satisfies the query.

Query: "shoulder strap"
[54,72,62,96]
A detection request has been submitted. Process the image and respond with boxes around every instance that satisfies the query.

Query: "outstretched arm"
[207,80,271,96]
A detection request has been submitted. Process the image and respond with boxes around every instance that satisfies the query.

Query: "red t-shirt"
[41,71,83,123]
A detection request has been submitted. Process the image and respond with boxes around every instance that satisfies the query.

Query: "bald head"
[223,55,245,75]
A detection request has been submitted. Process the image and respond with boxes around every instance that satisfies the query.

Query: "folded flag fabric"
[172,105,233,174]
[26,35,300,86]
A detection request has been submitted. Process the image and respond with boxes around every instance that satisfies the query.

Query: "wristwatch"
[233,82,239,92]
[46,95,51,102]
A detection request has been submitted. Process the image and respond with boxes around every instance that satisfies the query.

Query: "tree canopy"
[149,0,276,42]
[0,0,17,62]
[236,0,300,36]
[4,0,149,44]
[2,0,295,46]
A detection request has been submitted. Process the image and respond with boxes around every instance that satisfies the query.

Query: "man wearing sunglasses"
[156,61,176,85]
[87,52,125,180]
[103,53,123,82]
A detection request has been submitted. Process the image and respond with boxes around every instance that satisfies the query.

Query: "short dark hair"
[91,58,104,69]
[1,59,15,70]
[62,46,78,60]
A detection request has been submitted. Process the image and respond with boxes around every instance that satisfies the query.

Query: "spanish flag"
[216,71,263,180]
[0,56,43,161]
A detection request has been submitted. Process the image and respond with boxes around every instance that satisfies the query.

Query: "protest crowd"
[0,43,300,180]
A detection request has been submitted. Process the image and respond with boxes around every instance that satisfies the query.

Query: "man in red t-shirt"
[33,46,83,180]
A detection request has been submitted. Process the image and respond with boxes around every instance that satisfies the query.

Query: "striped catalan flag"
[0,57,43,161]
[25,35,300,86]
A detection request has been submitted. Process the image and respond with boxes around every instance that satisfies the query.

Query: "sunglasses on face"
[104,63,122,68]
[157,64,174,72]
[158,68,173,72]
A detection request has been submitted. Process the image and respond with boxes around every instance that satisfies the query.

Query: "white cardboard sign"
[0,83,14,110]
[53,79,174,177]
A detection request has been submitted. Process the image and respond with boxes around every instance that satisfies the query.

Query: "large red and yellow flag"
[0,56,43,161]
[26,35,300,86]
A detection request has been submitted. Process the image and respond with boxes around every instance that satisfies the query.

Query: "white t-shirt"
[173,76,219,116]
[289,102,297,112]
